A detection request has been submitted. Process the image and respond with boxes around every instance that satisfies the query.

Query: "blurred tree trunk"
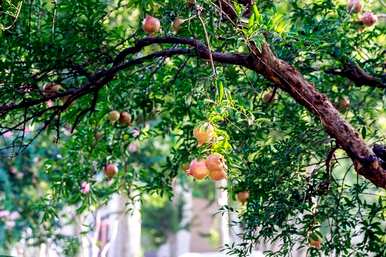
[107,194,141,257]
[216,180,230,248]
[229,204,242,245]
[171,180,192,257]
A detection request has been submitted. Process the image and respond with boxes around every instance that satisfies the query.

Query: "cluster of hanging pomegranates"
[184,122,250,204]
[142,15,185,34]
[108,110,132,126]
[184,123,227,181]
[100,110,134,180]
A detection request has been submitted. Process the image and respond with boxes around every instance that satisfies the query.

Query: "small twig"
[0,1,23,31]
[71,90,99,133]
[55,111,61,143]
[169,58,190,85]
[196,5,217,77]
[326,146,339,179]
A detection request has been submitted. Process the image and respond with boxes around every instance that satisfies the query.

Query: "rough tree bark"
[1,2,385,188]
[1,36,385,188]
[247,43,386,188]
[213,0,386,187]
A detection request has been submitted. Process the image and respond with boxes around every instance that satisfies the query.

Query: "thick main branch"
[248,43,386,188]
[1,35,385,188]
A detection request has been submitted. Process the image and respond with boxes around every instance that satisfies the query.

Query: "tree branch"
[113,37,249,66]
[326,61,385,89]
[248,42,386,188]
[1,35,385,188]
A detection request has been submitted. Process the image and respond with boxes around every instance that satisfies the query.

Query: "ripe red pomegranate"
[187,159,209,180]
[347,0,362,13]
[237,191,249,204]
[205,153,227,180]
[142,15,161,34]
[193,122,214,146]
[104,164,118,178]
[360,12,378,27]
[108,111,120,123]
[209,169,227,181]
[205,153,225,170]
[119,112,132,126]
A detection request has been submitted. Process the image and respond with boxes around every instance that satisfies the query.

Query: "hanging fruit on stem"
[187,159,209,180]
[205,153,227,181]
[193,122,214,146]
[104,163,118,179]
[108,111,120,123]
[142,15,161,34]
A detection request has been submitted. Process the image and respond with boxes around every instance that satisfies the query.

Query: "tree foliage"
[0,0,385,256]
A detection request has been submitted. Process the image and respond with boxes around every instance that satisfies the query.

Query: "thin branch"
[326,146,339,178]
[326,61,385,89]
[113,36,250,67]
[0,34,385,188]
[71,90,99,133]
[196,5,217,77]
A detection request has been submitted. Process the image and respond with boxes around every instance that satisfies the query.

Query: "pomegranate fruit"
[108,111,120,123]
[142,15,161,34]
[347,0,362,13]
[237,191,249,204]
[205,153,227,180]
[339,97,350,110]
[187,159,209,180]
[209,169,227,181]
[193,122,214,146]
[205,153,225,170]
[119,112,132,126]
[104,164,118,179]
[360,12,378,27]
